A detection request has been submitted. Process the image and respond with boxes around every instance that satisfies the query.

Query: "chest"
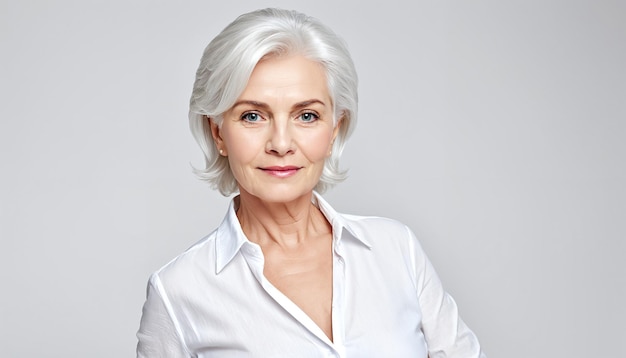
[262,237,334,340]
[175,243,428,357]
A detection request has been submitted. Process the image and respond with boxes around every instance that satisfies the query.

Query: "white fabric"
[137,193,486,357]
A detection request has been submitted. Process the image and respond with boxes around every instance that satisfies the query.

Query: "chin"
[240,184,316,204]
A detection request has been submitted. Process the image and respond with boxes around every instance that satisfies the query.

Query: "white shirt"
[137,193,486,357]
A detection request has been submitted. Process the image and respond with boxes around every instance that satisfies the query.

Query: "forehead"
[238,55,330,103]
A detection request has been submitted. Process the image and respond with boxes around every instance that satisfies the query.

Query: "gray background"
[2,0,624,357]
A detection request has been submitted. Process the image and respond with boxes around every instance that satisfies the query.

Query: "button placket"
[331,241,347,357]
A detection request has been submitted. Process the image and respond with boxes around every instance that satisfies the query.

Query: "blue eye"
[242,112,261,122]
[299,112,319,122]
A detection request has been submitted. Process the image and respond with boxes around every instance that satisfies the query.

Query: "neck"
[235,190,330,249]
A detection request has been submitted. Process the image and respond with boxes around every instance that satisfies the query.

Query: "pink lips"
[260,166,301,178]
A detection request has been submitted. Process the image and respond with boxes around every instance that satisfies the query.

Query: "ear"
[331,114,344,142]
[208,116,227,156]
[328,115,344,156]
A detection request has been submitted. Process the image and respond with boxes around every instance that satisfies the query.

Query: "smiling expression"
[211,55,341,204]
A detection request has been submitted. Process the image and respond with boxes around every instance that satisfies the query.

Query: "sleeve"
[136,274,190,358]
[406,226,487,358]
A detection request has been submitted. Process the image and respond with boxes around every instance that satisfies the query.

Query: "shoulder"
[341,212,414,240]
[334,212,423,258]
[336,212,429,291]
[149,230,218,291]
[316,193,413,241]
[336,211,430,262]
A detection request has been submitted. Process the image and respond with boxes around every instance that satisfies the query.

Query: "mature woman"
[137,8,485,357]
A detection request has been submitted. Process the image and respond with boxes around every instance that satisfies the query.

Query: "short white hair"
[189,8,358,195]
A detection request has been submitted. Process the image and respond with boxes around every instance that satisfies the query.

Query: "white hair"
[189,8,358,195]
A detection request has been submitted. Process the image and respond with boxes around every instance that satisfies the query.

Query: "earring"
[219,149,224,155]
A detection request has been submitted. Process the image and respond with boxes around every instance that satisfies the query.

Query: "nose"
[265,119,295,156]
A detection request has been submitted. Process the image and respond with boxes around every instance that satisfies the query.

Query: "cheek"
[299,130,334,159]
[223,129,264,163]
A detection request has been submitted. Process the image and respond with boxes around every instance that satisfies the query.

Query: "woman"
[137,8,485,357]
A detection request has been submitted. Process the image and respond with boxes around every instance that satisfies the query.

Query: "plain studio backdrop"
[1,0,624,357]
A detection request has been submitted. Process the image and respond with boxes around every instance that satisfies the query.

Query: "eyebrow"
[231,99,326,110]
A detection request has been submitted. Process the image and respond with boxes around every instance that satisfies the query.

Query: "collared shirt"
[137,193,486,357]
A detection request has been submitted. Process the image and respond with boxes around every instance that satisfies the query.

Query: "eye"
[241,112,262,122]
[299,112,319,123]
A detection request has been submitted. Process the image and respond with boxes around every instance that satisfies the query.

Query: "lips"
[259,166,302,178]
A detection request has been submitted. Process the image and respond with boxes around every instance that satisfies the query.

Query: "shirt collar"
[312,192,372,249]
[215,196,249,274]
[215,192,371,274]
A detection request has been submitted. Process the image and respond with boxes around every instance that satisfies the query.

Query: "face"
[211,55,341,204]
